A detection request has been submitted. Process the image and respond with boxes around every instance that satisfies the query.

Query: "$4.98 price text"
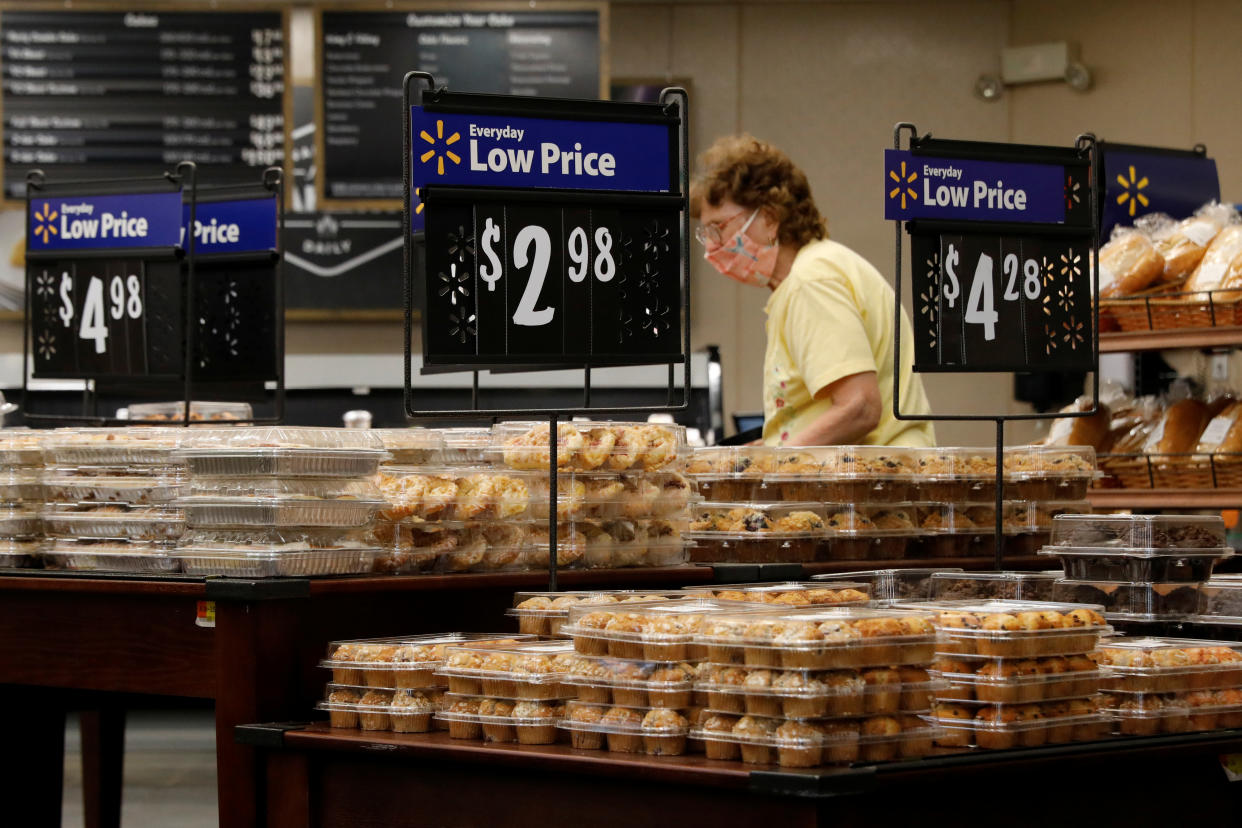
[55,270,143,354]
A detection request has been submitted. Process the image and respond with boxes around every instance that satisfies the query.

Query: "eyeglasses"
[694,209,751,247]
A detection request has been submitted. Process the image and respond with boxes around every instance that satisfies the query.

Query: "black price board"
[282,211,405,316]
[886,136,1096,374]
[318,4,603,205]
[0,6,288,202]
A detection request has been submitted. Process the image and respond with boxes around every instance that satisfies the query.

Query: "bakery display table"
[237,722,1242,827]
[0,567,712,828]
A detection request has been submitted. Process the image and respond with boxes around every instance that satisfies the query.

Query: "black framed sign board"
[316,2,605,208]
[1098,142,1220,241]
[0,3,290,204]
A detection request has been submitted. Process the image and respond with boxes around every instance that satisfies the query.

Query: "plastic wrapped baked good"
[1186,224,1242,300]
[435,641,577,700]
[912,600,1110,658]
[494,421,687,472]
[1050,513,1226,549]
[508,590,685,637]
[1098,228,1165,298]
[175,426,386,477]
[685,502,827,564]
[931,652,1101,704]
[44,427,183,467]
[42,539,180,573]
[1142,398,1209,456]
[126,401,252,423]
[371,429,444,465]
[812,568,960,606]
[680,581,871,608]
[1150,202,1237,283]
[321,633,533,690]
[1094,637,1242,693]
[561,598,751,662]
[1051,580,1203,620]
[1042,397,1111,451]
[931,697,1107,748]
[929,571,1060,602]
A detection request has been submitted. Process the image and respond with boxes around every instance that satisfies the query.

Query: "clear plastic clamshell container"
[0,538,42,568]
[187,476,380,501]
[175,426,386,478]
[42,504,184,541]
[812,568,963,605]
[820,503,921,561]
[680,581,872,608]
[910,600,1111,658]
[526,471,696,521]
[523,518,684,572]
[1002,446,1098,501]
[912,447,998,501]
[1093,637,1242,693]
[371,428,444,466]
[826,447,919,502]
[44,470,184,505]
[373,467,534,522]
[0,430,46,466]
[438,695,565,744]
[0,469,43,504]
[686,445,781,502]
[318,685,443,733]
[1050,579,1204,620]
[695,606,938,671]
[912,503,991,558]
[370,519,532,575]
[561,597,768,662]
[931,698,1108,749]
[929,652,1102,703]
[440,427,491,466]
[1199,579,1242,621]
[0,506,40,538]
[125,400,253,423]
[696,664,941,719]
[493,421,688,473]
[44,428,183,467]
[691,713,935,767]
[685,502,827,564]
[563,656,698,708]
[558,701,690,755]
[320,633,536,690]
[1102,688,1242,736]
[42,539,180,573]
[180,496,384,529]
[174,547,379,578]
[1049,513,1227,550]
[508,590,687,637]
[1038,545,1233,583]
[929,571,1061,603]
[436,640,578,699]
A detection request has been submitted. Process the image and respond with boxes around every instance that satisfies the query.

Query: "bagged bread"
[1044,396,1111,449]
[1149,202,1238,283]
[1098,228,1165,298]
[1103,396,1163,454]
[1186,224,1242,301]
[1143,397,1209,455]
[1197,400,1242,454]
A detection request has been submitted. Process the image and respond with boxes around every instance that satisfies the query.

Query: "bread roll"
[1045,399,1111,450]
[1099,231,1165,298]
[1197,401,1242,454]
[1144,398,1209,455]
[1156,205,1235,283]
[1187,225,1242,301]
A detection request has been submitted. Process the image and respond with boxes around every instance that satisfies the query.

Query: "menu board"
[0,6,288,201]
[317,4,603,204]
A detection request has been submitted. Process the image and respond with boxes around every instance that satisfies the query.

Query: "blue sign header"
[1101,149,1219,240]
[29,191,184,252]
[182,196,279,255]
[884,149,1067,223]
[410,106,672,230]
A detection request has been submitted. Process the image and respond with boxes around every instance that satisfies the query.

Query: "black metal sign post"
[22,165,286,425]
[402,72,691,589]
[888,124,1101,569]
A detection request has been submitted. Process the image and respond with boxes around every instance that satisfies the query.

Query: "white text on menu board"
[468,125,615,177]
[923,164,1028,211]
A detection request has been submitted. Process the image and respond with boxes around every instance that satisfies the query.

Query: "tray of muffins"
[508,590,689,637]
[371,428,445,466]
[559,702,693,755]
[561,598,771,662]
[931,697,1109,749]
[928,571,1060,602]
[813,568,961,606]
[318,686,445,733]
[1094,637,1242,693]
[696,664,941,719]
[907,600,1112,658]
[492,421,687,473]
[1101,688,1242,736]
[680,581,872,608]
[930,653,1102,704]
[173,426,388,479]
[44,427,185,468]
[693,712,937,767]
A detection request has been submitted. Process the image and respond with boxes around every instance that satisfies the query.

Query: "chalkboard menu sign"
[886,136,1096,373]
[0,5,289,202]
[317,3,603,206]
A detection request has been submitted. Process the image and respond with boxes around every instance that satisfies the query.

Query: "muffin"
[443,651,484,695]
[479,698,516,742]
[568,703,606,750]
[394,644,439,690]
[820,722,862,764]
[701,713,741,760]
[648,663,695,708]
[772,620,823,669]
[603,614,646,660]
[1015,704,1047,747]
[512,700,559,744]
[329,643,364,686]
[862,668,902,715]
[358,690,394,731]
[703,617,750,664]
[609,660,654,707]
[898,666,933,710]
[479,652,518,697]
[898,715,933,758]
[734,715,779,765]
[515,596,555,636]
[934,703,974,748]
[705,665,747,714]
[571,612,614,657]
[326,687,360,729]
[974,706,1019,749]
[602,707,644,753]
[743,669,781,718]
[775,720,823,768]
[859,716,901,762]
[569,658,612,704]
[390,690,434,733]
[445,697,482,740]
[642,708,689,756]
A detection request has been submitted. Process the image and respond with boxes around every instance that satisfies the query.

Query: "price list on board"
[321,9,600,201]
[1,9,286,199]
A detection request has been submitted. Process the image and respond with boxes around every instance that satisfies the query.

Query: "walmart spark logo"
[888,160,918,210]
[415,119,461,215]
[1116,164,1149,217]
[32,202,57,245]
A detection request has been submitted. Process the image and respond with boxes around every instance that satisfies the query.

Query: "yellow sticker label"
[1221,753,1242,782]
[196,600,216,629]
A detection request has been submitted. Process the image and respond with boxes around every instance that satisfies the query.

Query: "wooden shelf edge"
[1099,326,1242,352]
[1088,489,1242,508]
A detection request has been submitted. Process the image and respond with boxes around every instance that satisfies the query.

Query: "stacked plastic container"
[0,432,45,569]
[172,427,387,577]
[680,581,872,608]
[317,633,533,733]
[508,590,691,637]
[926,571,1060,602]
[812,568,963,606]
[688,605,943,767]
[40,428,186,573]
[124,401,253,423]
[1094,637,1242,735]
[918,600,1112,749]
[1040,514,1234,620]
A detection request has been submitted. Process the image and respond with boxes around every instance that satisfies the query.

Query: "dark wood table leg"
[80,708,126,828]
[0,687,66,828]
[263,752,311,828]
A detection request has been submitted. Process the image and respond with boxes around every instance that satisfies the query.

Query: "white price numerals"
[478,218,616,327]
[946,243,1040,342]
[57,272,142,354]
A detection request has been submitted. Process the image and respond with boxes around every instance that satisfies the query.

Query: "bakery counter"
[238,722,1242,827]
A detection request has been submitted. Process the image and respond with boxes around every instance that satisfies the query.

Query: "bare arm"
[783,371,882,446]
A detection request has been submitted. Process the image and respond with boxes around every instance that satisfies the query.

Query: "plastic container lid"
[695,606,937,656]
[42,505,184,541]
[436,695,568,726]
[913,447,998,479]
[558,700,689,736]
[1038,544,1235,561]
[1200,580,1242,620]
[0,430,45,466]
[1051,579,1204,620]
[931,697,1104,730]
[44,428,185,466]
[177,426,383,451]
[436,641,578,685]
[508,590,687,618]
[812,568,963,604]
[125,401,253,422]
[173,548,379,578]
[1094,637,1242,673]
[187,476,381,501]
[371,428,445,465]
[831,447,918,478]
[42,539,180,573]
[321,634,537,669]
[679,581,872,607]
[1100,689,1242,716]
[440,427,491,465]
[492,421,688,472]
[929,571,1062,602]
[563,656,698,691]
[688,502,828,536]
[180,497,384,528]
[1003,446,1097,478]
[908,599,1111,640]
[1049,513,1226,550]
[686,445,782,476]
[374,467,535,522]
[178,526,377,552]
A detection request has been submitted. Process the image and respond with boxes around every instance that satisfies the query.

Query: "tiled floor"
[61,710,219,828]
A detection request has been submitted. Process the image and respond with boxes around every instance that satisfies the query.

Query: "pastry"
[602,707,643,753]
[568,703,606,750]
[511,700,558,744]
[1098,229,1165,298]
[641,708,688,755]
[445,697,482,740]
[326,688,360,728]
[775,720,823,768]
[358,690,394,731]
[859,716,902,762]
[391,690,434,733]
[733,715,778,765]
[701,713,741,760]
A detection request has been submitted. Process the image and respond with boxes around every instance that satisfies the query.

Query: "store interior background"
[3,0,1240,446]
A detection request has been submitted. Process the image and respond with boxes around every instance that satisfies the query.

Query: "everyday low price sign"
[410,106,673,229]
[28,191,184,252]
[182,197,279,255]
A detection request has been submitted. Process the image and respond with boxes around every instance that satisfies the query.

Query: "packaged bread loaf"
[1148,203,1237,284]
[1143,398,1209,455]
[1098,229,1165,298]
[1186,225,1242,301]
[1103,396,1163,455]
[1196,400,1242,454]
[1044,396,1111,450]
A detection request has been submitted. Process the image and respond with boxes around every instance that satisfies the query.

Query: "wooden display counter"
[238,722,1242,827]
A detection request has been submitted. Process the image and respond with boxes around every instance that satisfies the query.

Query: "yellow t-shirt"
[762,239,935,447]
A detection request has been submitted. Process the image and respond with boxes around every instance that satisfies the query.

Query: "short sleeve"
[783,269,877,398]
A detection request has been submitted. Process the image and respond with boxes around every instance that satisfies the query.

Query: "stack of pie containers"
[40,428,186,573]
[917,599,1113,749]
[317,633,533,733]
[0,432,45,568]
[171,427,387,577]
[689,605,943,768]
[927,571,1061,602]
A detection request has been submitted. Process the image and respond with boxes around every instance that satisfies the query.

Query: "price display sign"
[410,86,685,371]
[886,137,1096,373]
[1099,142,1220,241]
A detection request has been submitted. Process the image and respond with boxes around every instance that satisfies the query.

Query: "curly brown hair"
[689,134,827,247]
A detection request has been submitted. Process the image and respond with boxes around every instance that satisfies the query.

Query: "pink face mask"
[703,210,779,287]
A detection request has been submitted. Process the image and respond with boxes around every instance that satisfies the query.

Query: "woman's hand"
[783,371,882,446]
